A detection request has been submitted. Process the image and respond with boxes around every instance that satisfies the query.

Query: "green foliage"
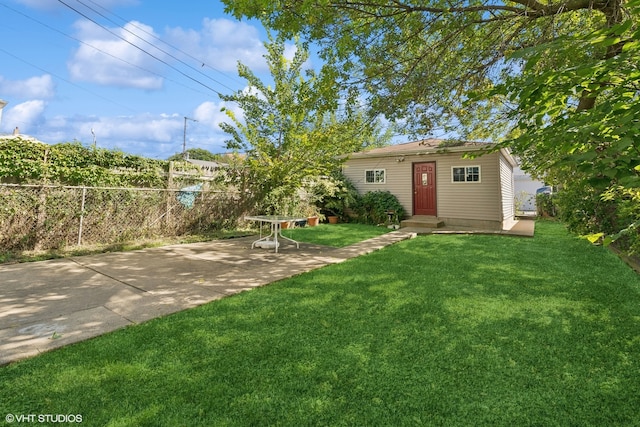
[485,2,640,255]
[555,180,640,254]
[0,138,167,187]
[0,137,47,181]
[219,32,391,214]
[495,5,640,189]
[222,0,628,140]
[602,187,640,254]
[535,193,556,218]
[167,148,223,162]
[556,182,617,236]
[308,171,359,220]
[353,190,406,225]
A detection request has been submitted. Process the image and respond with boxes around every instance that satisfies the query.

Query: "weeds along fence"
[0,184,245,251]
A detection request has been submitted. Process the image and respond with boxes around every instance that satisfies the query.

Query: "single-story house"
[342,139,518,230]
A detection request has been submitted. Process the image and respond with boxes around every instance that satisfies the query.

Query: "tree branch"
[335,0,525,16]
[334,0,611,19]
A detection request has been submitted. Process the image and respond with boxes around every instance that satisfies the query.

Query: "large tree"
[221,0,639,181]
[223,0,640,247]
[167,148,223,162]
[219,33,391,214]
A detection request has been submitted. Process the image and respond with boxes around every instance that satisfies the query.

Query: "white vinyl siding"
[342,159,412,211]
[499,154,515,221]
[342,151,510,223]
[436,154,500,221]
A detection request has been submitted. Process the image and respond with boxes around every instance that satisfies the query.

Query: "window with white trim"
[365,169,386,184]
[452,166,481,183]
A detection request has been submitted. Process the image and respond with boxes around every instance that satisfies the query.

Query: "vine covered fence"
[0,184,245,252]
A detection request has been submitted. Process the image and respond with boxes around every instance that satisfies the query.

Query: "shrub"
[0,138,167,187]
[536,193,557,217]
[353,190,405,225]
[555,183,617,236]
[602,186,640,254]
[554,181,640,255]
[309,172,359,221]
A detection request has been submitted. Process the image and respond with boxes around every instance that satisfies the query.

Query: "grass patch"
[1,221,640,426]
[280,223,390,247]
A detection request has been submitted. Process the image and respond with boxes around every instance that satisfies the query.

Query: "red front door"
[413,162,437,216]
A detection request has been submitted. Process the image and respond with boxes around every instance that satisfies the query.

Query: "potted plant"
[305,205,323,226]
[316,173,358,224]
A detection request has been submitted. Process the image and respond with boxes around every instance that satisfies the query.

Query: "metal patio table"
[244,215,306,253]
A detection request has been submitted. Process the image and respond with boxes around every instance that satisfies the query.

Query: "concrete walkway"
[0,231,416,365]
[402,217,536,237]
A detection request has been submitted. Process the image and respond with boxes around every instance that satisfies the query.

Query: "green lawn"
[1,221,640,426]
[281,222,391,247]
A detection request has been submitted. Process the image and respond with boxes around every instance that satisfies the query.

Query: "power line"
[71,0,238,93]
[57,0,227,96]
[0,2,215,98]
[81,0,246,88]
[0,46,137,114]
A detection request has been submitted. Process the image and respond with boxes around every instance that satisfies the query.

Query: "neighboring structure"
[0,133,41,143]
[167,159,226,188]
[513,165,546,213]
[342,139,518,231]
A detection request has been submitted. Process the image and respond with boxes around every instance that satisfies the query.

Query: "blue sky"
[0,0,301,159]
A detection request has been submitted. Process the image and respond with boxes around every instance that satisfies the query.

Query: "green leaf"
[585,233,604,244]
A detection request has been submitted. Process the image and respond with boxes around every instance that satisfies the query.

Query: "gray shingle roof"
[349,139,494,158]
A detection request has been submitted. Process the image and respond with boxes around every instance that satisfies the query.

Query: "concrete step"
[400,216,445,229]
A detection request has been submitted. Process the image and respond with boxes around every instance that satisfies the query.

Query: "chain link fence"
[0,184,247,251]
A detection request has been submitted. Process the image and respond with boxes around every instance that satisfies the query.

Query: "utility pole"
[91,128,97,148]
[182,116,197,159]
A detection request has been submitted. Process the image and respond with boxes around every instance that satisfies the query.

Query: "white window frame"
[365,169,386,184]
[451,166,481,183]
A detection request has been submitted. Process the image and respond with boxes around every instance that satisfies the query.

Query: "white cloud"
[1,108,233,158]
[0,75,55,99]
[77,114,181,144]
[1,100,47,133]
[13,0,138,12]
[40,112,229,158]
[68,20,165,89]
[193,100,238,128]
[165,18,267,72]
[283,43,298,63]
[66,16,269,92]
